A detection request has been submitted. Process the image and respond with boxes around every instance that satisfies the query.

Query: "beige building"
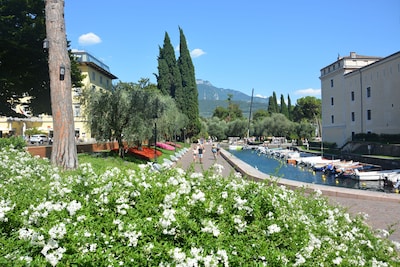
[320,51,400,147]
[0,50,118,140]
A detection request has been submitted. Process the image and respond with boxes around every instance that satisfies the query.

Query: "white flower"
[0,199,15,222]
[48,223,67,239]
[233,215,247,232]
[221,191,228,199]
[44,247,66,267]
[19,228,34,240]
[66,200,82,216]
[170,247,186,263]
[333,256,342,265]
[267,224,281,235]
[123,230,142,247]
[191,190,205,202]
[201,220,221,237]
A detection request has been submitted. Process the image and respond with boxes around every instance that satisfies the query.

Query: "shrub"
[0,146,398,266]
[0,136,26,150]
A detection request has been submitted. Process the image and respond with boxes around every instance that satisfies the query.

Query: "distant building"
[0,50,118,140]
[320,51,400,147]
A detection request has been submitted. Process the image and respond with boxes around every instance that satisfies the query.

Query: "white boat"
[353,169,400,181]
[228,137,244,151]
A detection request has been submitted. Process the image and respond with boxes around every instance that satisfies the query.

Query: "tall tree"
[176,27,200,137]
[280,94,289,118]
[287,94,293,121]
[45,0,77,169]
[292,96,321,123]
[155,32,182,98]
[267,91,278,114]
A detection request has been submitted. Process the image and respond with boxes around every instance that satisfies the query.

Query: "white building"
[320,51,400,147]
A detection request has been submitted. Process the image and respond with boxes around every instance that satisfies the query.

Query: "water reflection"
[230,149,387,192]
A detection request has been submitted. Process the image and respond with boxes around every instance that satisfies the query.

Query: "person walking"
[211,143,217,159]
[192,144,198,163]
[197,143,204,164]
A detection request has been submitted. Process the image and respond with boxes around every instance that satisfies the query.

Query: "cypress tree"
[287,94,293,121]
[156,32,182,98]
[280,94,289,118]
[176,27,200,136]
[267,91,279,114]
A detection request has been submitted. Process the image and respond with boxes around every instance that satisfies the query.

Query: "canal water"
[230,149,387,192]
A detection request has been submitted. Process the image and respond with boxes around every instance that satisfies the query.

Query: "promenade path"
[175,143,400,243]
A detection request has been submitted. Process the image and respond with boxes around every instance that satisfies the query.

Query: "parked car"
[30,134,49,144]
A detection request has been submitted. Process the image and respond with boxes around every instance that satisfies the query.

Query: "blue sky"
[64,1,400,102]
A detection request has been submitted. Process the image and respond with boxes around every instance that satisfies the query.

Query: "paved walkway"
[176,143,400,243]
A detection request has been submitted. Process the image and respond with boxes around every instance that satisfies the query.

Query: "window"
[331,115,334,124]
[100,76,103,84]
[367,87,371,98]
[351,91,354,101]
[331,97,334,105]
[367,110,371,120]
[74,105,81,117]
[73,88,81,96]
[351,112,355,121]
[330,79,334,87]
[91,71,96,81]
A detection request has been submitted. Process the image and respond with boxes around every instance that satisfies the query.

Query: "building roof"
[72,50,118,79]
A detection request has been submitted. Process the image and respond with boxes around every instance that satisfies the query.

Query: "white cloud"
[191,48,206,58]
[255,94,267,99]
[78,32,102,46]
[294,88,321,97]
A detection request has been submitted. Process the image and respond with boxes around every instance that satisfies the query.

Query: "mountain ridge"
[196,79,268,118]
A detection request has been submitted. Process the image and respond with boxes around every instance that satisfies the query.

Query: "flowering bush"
[0,145,399,266]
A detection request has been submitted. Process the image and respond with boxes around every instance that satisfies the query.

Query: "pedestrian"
[192,144,198,162]
[197,143,204,164]
[217,142,221,156]
[211,143,217,159]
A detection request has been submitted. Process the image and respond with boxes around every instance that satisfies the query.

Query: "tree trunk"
[117,136,125,158]
[45,0,78,169]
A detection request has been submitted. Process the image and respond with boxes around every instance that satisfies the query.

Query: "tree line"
[206,91,321,143]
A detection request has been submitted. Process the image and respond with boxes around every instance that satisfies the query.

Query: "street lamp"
[59,64,65,81]
[43,38,49,51]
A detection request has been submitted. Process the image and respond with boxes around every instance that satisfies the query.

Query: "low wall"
[27,142,119,159]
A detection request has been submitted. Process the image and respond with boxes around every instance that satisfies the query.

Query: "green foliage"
[0,136,26,150]
[287,94,293,121]
[0,1,84,116]
[226,119,248,138]
[156,32,182,97]
[176,27,200,137]
[353,133,400,144]
[280,94,289,118]
[267,92,278,114]
[24,127,47,137]
[252,109,269,121]
[212,94,243,122]
[1,146,398,266]
[292,96,321,123]
[205,117,228,140]
[83,81,178,155]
